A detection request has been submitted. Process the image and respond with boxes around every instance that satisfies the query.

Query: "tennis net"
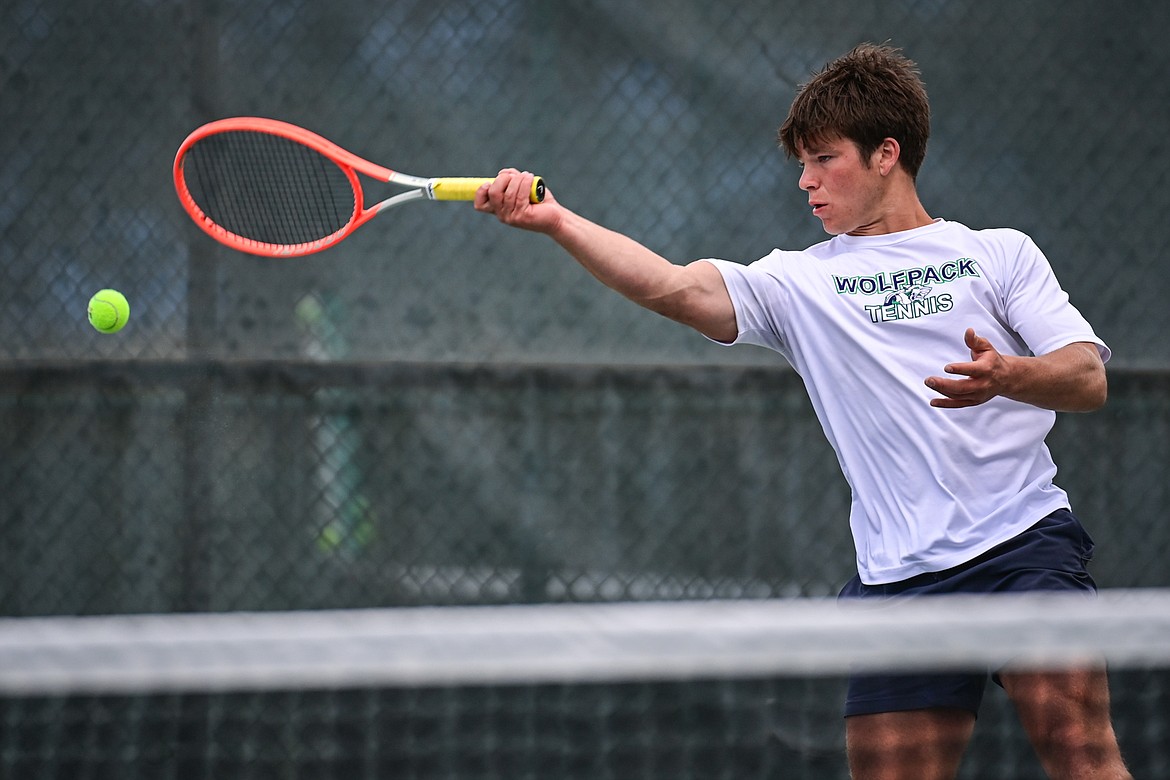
[2,590,1168,778]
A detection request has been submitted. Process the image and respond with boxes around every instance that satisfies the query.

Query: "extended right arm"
[475,169,738,344]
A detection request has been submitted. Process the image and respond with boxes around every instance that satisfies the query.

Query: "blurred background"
[2,1,1168,777]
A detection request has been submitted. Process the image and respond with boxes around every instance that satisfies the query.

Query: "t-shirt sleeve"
[698,254,791,358]
[1002,234,1111,363]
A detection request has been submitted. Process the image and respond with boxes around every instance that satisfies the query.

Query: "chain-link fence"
[6,0,1170,368]
[3,0,1170,611]
[4,0,1170,615]
[4,360,1168,617]
[5,2,1170,777]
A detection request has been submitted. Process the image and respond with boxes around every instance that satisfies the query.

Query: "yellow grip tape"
[431,176,544,203]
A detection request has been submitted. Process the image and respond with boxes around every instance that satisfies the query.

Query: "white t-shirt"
[704,219,1110,584]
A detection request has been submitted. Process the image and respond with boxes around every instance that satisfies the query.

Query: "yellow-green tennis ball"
[88,289,130,334]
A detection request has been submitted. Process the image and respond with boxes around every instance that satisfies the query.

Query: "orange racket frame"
[173,116,544,257]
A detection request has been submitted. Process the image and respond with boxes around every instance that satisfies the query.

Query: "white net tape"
[2,589,1169,696]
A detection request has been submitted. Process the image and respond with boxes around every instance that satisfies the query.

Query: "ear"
[875,138,901,176]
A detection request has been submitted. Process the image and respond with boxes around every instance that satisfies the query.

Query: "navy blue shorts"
[838,508,1098,718]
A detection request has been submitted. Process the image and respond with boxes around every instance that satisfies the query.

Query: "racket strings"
[182,131,357,247]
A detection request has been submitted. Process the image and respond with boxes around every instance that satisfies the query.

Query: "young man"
[475,43,1129,779]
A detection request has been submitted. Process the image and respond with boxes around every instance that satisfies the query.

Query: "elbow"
[1087,349,1109,410]
[644,288,737,343]
[1074,362,1108,412]
[1069,343,1108,412]
[633,280,701,328]
[1086,371,1108,411]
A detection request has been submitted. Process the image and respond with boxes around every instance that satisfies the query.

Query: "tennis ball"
[87,289,130,334]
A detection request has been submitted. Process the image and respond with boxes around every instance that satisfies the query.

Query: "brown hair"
[778,43,930,179]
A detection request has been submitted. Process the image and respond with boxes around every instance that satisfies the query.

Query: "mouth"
[810,203,827,217]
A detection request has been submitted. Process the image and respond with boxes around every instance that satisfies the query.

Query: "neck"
[848,187,933,237]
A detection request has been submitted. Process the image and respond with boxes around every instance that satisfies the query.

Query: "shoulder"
[747,238,840,270]
[934,223,1048,279]
[943,221,1034,251]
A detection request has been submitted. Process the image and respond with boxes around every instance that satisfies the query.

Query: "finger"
[488,169,519,201]
[933,382,987,405]
[506,171,536,208]
[965,328,996,356]
[926,376,961,395]
[473,181,494,212]
[927,371,995,407]
[511,172,529,205]
[925,374,986,397]
[930,397,980,409]
[943,362,979,377]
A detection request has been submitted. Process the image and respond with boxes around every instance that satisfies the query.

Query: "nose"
[798,166,817,192]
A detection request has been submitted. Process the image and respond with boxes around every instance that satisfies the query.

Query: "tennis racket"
[173,116,545,257]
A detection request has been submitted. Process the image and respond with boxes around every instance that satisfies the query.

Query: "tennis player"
[476,43,1129,780]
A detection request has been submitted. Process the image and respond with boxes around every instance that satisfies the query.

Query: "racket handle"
[430,176,545,203]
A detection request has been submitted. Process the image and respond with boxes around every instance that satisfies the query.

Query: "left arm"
[925,328,1107,412]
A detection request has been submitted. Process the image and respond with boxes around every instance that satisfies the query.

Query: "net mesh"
[2,592,1169,779]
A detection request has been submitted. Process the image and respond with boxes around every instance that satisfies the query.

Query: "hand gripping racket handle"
[429,176,545,203]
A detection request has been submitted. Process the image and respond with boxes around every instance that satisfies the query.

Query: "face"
[795,137,889,236]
